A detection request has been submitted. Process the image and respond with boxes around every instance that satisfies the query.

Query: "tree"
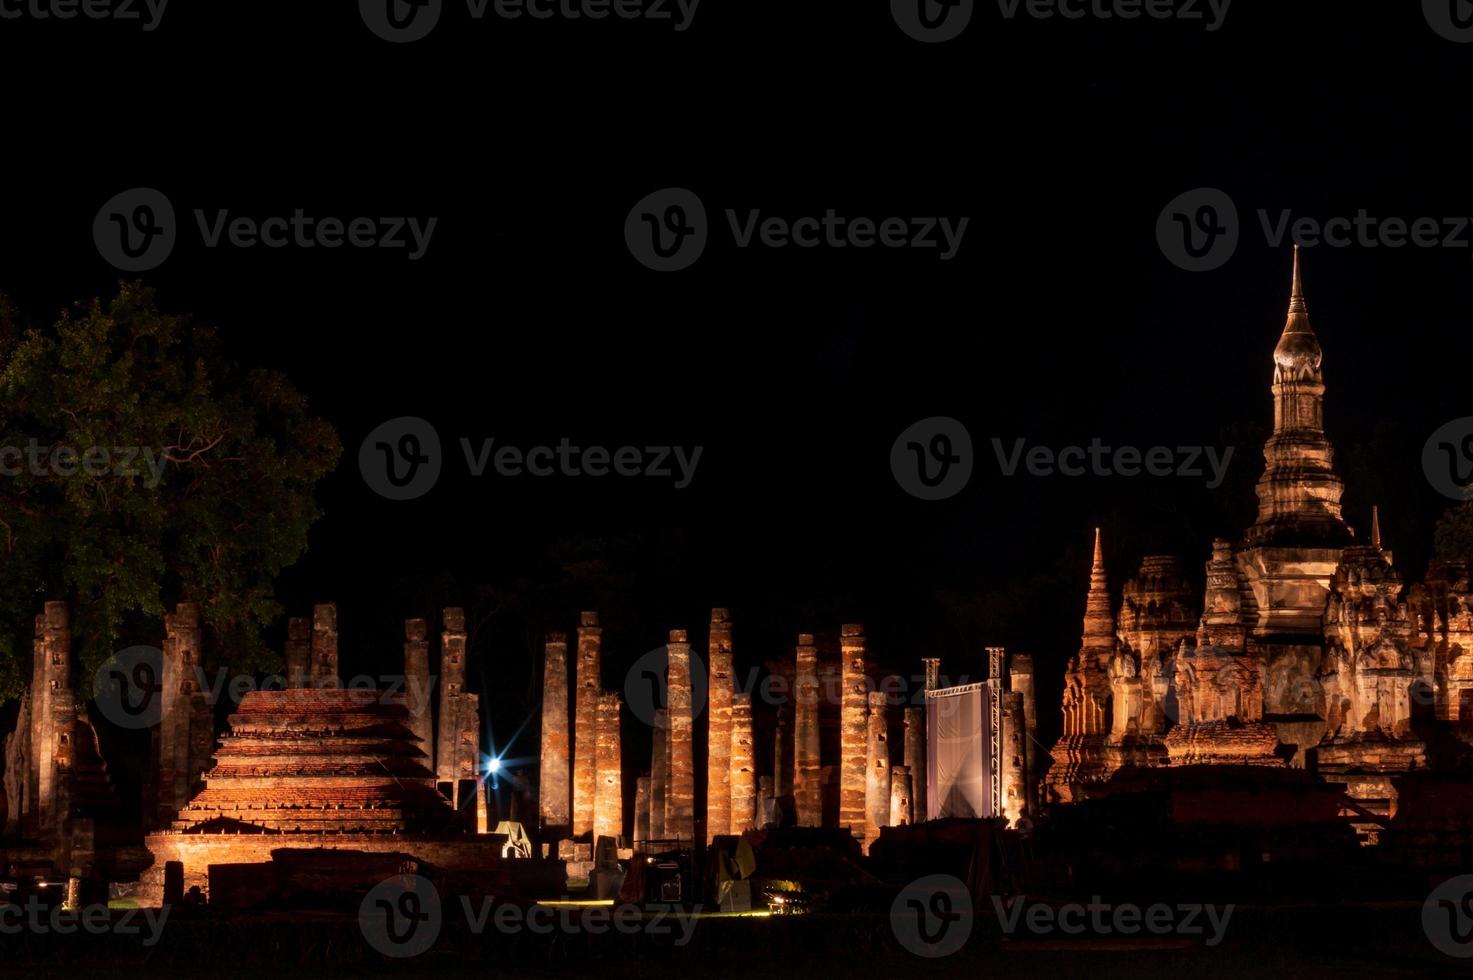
[0,282,340,698]
[1434,500,1473,565]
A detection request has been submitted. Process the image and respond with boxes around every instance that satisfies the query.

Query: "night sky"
[1,2,1470,772]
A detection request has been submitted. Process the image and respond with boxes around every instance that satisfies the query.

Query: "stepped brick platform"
[143,688,499,902]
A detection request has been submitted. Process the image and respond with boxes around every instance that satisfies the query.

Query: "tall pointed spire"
[1082,527,1115,652]
[1246,248,1349,549]
[1288,243,1307,315]
[1370,505,1382,550]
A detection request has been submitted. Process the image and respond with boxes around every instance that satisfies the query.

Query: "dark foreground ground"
[0,901,1465,979]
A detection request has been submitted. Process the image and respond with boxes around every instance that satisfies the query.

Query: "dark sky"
[1,1,1470,764]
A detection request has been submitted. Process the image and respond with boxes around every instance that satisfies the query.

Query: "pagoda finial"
[1082,527,1114,647]
[1370,505,1382,550]
[1289,243,1307,316]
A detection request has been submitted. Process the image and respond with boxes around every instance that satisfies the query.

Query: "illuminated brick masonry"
[1046,251,1473,821]
[141,604,496,902]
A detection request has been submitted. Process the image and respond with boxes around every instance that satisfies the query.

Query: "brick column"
[839,624,869,842]
[436,608,470,798]
[310,603,338,687]
[865,691,890,846]
[705,608,733,842]
[594,691,623,842]
[890,765,913,826]
[158,602,204,824]
[1009,654,1035,817]
[650,707,669,840]
[538,631,571,830]
[922,657,941,692]
[793,634,822,826]
[404,619,434,772]
[572,611,602,837]
[33,603,71,837]
[665,629,695,842]
[285,617,310,688]
[730,691,756,833]
[904,706,925,823]
[635,775,651,845]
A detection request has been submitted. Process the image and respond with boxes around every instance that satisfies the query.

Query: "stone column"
[1009,653,1035,807]
[404,619,434,772]
[538,631,571,830]
[436,608,469,798]
[705,608,733,842]
[731,691,756,832]
[904,706,925,824]
[158,602,204,824]
[922,657,941,692]
[840,624,869,842]
[890,765,913,826]
[793,634,822,826]
[665,629,696,842]
[33,603,71,837]
[650,708,669,840]
[594,692,623,842]
[1002,691,1028,825]
[285,617,310,688]
[635,776,651,844]
[865,691,890,845]
[772,716,788,798]
[310,603,338,687]
[572,611,602,837]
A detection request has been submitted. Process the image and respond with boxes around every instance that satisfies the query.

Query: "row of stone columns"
[536,611,937,849]
[539,612,627,843]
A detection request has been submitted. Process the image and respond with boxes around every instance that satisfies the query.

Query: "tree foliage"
[0,282,340,698]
